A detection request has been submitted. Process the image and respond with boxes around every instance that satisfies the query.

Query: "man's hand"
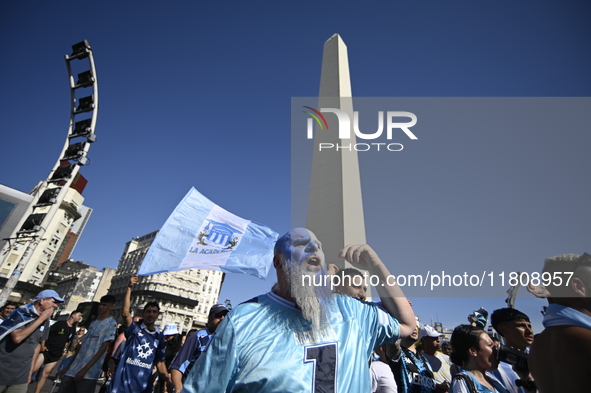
[338,244,383,272]
[40,306,55,321]
[339,244,417,338]
[107,358,117,378]
[128,274,139,288]
[327,264,339,276]
[527,282,550,298]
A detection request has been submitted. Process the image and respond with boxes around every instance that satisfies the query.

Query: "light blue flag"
[137,187,278,279]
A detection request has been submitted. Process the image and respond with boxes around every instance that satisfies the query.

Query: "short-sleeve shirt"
[184,292,400,392]
[371,360,398,393]
[169,327,213,378]
[107,322,166,393]
[423,352,452,385]
[66,317,117,380]
[45,320,76,358]
[0,317,49,385]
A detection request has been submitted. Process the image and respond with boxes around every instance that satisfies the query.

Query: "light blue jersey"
[184,292,400,392]
[66,317,116,380]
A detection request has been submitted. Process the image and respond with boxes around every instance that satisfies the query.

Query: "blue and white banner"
[137,187,278,279]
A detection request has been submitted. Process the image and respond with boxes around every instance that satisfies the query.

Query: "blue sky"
[1,1,590,333]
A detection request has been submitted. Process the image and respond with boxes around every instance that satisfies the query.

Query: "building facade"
[53,266,116,316]
[0,184,34,252]
[109,231,225,333]
[53,205,93,266]
[0,184,86,302]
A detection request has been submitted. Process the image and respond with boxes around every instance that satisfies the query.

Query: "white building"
[0,183,86,302]
[109,231,225,333]
[0,184,34,251]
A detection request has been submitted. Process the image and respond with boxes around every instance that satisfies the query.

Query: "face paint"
[276,228,325,271]
[276,228,333,333]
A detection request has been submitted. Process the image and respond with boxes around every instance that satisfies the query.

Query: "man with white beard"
[184,227,416,392]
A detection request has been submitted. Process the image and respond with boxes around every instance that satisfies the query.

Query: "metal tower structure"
[0,40,99,307]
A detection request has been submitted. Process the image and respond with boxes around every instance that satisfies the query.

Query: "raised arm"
[122,275,138,328]
[339,244,416,338]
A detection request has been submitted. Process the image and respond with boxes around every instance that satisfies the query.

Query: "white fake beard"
[285,261,333,332]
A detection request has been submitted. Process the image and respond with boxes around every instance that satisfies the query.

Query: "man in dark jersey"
[169,304,228,392]
[107,275,170,393]
[32,311,83,393]
[390,325,438,393]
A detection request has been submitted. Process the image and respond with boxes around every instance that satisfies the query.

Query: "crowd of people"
[0,228,589,393]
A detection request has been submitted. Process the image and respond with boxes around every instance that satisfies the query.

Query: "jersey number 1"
[304,343,338,393]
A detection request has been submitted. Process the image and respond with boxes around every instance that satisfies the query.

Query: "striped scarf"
[0,302,39,341]
[542,303,591,330]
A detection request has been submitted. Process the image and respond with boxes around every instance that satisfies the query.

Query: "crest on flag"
[195,220,243,251]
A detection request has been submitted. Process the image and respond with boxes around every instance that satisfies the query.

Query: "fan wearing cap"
[420,325,452,392]
[154,323,182,393]
[0,289,63,391]
[163,323,183,369]
[169,304,228,392]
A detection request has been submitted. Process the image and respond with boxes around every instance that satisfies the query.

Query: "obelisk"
[306,34,366,269]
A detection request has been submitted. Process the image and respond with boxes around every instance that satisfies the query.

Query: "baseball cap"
[163,323,179,336]
[34,289,64,303]
[419,325,441,340]
[209,304,229,317]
